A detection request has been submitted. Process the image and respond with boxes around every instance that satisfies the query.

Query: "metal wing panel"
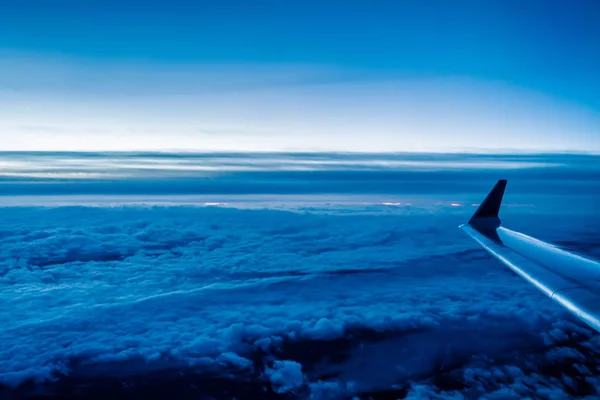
[460,179,600,332]
[552,288,600,332]
[495,227,600,286]
[460,224,577,297]
[461,224,600,332]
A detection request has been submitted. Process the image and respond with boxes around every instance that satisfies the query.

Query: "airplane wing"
[460,180,600,332]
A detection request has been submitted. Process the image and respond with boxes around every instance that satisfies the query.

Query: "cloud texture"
[0,202,599,399]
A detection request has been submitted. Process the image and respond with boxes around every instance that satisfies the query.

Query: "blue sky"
[1,0,599,152]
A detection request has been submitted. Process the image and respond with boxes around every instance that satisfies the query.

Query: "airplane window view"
[1,1,599,399]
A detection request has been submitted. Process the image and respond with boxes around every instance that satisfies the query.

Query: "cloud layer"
[0,200,599,399]
[1,152,599,198]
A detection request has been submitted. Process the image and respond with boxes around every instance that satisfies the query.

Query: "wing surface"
[460,180,600,332]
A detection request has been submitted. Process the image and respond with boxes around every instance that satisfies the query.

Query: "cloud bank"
[1,200,599,398]
[0,152,598,198]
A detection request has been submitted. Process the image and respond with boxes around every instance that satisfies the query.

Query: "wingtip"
[468,179,508,227]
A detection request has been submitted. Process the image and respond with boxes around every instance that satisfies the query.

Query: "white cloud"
[266,360,305,394]
[0,204,599,398]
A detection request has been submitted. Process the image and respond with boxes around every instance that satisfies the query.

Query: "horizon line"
[1,149,599,156]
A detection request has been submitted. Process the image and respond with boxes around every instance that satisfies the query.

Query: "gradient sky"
[1,0,599,152]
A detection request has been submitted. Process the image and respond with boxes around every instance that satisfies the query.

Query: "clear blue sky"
[1,0,599,152]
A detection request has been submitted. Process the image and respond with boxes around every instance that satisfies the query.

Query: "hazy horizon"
[2,1,600,153]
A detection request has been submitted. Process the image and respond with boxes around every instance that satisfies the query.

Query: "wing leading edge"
[460,180,600,332]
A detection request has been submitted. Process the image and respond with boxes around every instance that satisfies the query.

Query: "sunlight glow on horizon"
[1,54,599,153]
[2,0,599,154]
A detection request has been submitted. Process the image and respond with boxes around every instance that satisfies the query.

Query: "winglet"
[468,179,507,228]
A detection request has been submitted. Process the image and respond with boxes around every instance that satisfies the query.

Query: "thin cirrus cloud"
[1,53,599,153]
[0,152,598,199]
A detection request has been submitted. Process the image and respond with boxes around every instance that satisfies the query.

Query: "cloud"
[0,152,598,198]
[0,204,599,398]
[266,360,305,394]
